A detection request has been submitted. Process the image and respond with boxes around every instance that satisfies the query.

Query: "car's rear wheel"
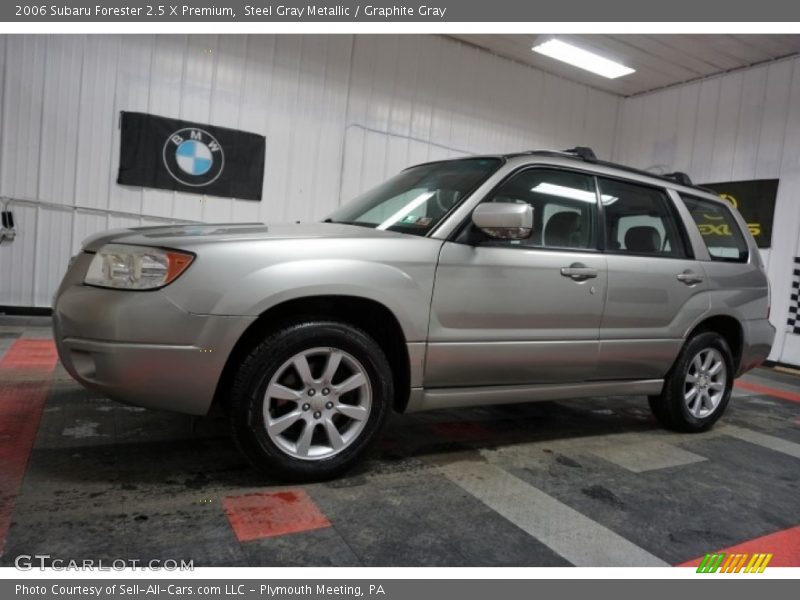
[229,320,393,481]
[648,332,734,432]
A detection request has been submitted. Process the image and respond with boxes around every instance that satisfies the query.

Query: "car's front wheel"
[649,331,734,432]
[229,320,393,481]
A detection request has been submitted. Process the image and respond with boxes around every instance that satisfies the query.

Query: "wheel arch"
[212,295,412,413]
[685,314,744,374]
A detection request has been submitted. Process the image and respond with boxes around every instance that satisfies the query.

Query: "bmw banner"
[117,111,266,201]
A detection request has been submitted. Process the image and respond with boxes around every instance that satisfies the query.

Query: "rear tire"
[228,320,393,481]
[648,332,734,432]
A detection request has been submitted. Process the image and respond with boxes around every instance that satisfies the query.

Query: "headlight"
[84,244,194,290]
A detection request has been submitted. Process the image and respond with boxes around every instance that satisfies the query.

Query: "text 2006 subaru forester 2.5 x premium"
[53,148,775,480]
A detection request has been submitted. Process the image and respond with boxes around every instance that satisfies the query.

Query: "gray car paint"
[426,244,607,385]
[52,153,775,416]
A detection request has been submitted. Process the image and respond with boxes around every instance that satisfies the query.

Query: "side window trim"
[594,175,608,253]
[665,188,695,259]
[597,176,694,260]
[452,165,603,253]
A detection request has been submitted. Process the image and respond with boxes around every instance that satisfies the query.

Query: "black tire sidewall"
[230,321,393,480]
[665,332,734,431]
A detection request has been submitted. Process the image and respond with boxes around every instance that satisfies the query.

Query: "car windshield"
[325,158,502,236]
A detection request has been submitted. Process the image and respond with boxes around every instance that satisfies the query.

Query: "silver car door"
[426,167,607,387]
[597,177,709,380]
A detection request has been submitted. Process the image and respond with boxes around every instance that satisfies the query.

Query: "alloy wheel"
[683,347,727,418]
[262,347,372,460]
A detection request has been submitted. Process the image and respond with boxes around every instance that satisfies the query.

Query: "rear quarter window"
[681,194,749,262]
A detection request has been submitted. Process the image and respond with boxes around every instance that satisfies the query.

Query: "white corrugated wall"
[0,34,620,308]
[613,55,800,366]
[2,34,799,366]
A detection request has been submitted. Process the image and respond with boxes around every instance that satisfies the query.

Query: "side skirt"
[404,379,664,413]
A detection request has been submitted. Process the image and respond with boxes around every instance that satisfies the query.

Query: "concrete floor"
[1,316,798,567]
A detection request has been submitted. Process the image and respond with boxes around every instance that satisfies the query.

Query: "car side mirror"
[471,203,533,240]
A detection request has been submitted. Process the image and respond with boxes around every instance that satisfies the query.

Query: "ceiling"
[450,34,800,96]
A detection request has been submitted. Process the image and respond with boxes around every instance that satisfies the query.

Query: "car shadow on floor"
[30,391,663,488]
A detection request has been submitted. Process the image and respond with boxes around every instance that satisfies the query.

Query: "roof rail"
[663,172,693,186]
[512,147,706,192]
[563,146,598,162]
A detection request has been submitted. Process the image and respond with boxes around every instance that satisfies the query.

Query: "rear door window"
[598,177,689,259]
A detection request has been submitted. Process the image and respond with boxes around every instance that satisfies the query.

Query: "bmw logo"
[163,128,224,187]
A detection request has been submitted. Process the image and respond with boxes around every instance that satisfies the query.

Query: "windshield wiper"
[323,219,376,229]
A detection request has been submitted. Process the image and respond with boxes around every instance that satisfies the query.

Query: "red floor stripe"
[0,339,58,557]
[735,380,800,405]
[677,525,800,567]
[222,490,331,542]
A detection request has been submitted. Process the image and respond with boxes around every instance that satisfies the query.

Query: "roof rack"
[563,146,598,162]
[531,146,704,191]
[662,171,693,186]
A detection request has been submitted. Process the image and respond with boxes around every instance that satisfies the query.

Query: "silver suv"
[53,148,775,480]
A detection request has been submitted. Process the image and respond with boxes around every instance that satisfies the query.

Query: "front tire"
[229,320,393,481]
[649,332,734,432]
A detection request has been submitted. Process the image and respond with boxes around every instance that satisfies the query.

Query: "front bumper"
[53,253,255,415]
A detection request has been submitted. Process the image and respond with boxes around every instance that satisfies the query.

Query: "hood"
[80,222,407,252]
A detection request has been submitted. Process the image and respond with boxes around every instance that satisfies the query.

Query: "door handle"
[560,263,598,281]
[676,271,704,285]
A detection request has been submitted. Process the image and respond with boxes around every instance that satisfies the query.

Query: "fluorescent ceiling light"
[532,182,616,204]
[532,39,635,79]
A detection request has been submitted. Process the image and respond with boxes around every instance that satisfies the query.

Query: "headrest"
[625,226,661,253]
[544,212,580,247]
